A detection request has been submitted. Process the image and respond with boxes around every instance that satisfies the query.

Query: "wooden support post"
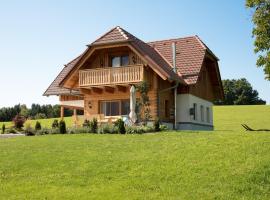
[60,106,64,120]
[73,108,78,127]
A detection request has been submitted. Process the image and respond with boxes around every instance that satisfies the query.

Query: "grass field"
[0,105,270,199]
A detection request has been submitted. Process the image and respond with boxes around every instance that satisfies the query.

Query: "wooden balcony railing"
[79,64,144,87]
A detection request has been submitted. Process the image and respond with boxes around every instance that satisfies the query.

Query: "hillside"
[214,105,270,131]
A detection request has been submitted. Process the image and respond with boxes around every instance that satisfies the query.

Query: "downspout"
[172,42,178,130]
[157,42,178,130]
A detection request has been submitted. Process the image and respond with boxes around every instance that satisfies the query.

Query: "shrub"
[98,124,118,134]
[59,120,67,134]
[83,119,91,128]
[52,119,59,129]
[126,126,144,134]
[90,118,98,133]
[49,128,60,134]
[12,114,25,129]
[34,113,46,119]
[126,125,155,134]
[154,119,161,132]
[68,127,90,134]
[160,124,168,131]
[2,124,5,134]
[114,118,126,134]
[24,123,35,136]
[35,121,41,131]
[9,128,17,134]
[36,128,50,135]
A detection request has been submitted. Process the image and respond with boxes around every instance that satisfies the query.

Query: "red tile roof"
[43,56,82,96]
[44,27,219,96]
[148,36,207,84]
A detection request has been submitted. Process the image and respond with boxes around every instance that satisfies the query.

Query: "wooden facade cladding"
[183,61,216,102]
[59,95,83,101]
[79,64,144,87]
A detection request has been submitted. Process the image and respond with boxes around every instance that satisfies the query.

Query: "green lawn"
[0,105,270,199]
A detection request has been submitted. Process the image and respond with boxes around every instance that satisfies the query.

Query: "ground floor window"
[200,105,204,122]
[206,107,210,123]
[100,100,130,116]
[193,103,197,120]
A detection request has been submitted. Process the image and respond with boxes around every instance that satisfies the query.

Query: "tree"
[20,104,29,118]
[136,81,151,125]
[215,78,266,105]
[246,0,270,80]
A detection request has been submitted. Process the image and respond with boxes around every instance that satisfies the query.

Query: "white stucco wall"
[176,94,213,130]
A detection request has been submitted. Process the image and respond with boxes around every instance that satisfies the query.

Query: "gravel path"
[0,133,25,139]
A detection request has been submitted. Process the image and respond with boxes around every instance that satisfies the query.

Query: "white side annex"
[176,94,213,130]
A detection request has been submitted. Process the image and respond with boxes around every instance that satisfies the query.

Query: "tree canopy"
[246,0,270,80]
[215,78,266,105]
[0,104,74,122]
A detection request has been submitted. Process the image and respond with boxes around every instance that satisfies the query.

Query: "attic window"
[111,55,129,67]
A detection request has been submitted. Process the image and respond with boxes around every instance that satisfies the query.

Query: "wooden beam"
[117,85,127,92]
[80,88,92,94]
[92,87,103,94]
[104,86,115,93]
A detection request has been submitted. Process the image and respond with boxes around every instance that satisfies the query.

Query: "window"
[193,103,197,120]
[206,107,210,123]
[165,100,169,118]
[111,55,129,67]
[200,105,204,122]
[100,100,130,116]
[121,100,130,115]
[121,56,129,66]
[112,57,121,67]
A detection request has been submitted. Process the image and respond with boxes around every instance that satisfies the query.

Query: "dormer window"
[111,55,129,67]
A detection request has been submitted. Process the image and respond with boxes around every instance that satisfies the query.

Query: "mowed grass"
[214,105,270,131]
[0,105,270,199]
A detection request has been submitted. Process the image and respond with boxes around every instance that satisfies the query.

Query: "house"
[44,26,223,130]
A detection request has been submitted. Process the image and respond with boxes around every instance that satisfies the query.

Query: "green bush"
[2,124,5,134]
[35,121,41,131]
[98,124,118,134]
[126,126,144,134]
[24,123,35,136]
[68,127,90,134]
[154,119,160,132]
[8,128,17,134]
[90,118,98,133]
[126,125,155,134]
[59,120,67,134]
[36,128,50,135]
[160,124,168,131]
[114,118,126,134]
[50,128,60,134]
[83,119,91,128]
[52,119,59,129]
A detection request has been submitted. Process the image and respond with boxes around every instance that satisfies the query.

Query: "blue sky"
[0,0,269,107]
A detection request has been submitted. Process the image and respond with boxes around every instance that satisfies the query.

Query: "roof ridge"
[91,26,123,45]
[147,35,198,44]
[116,26,129,40]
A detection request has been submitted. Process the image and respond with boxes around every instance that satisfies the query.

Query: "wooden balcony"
[79,64,144,87]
